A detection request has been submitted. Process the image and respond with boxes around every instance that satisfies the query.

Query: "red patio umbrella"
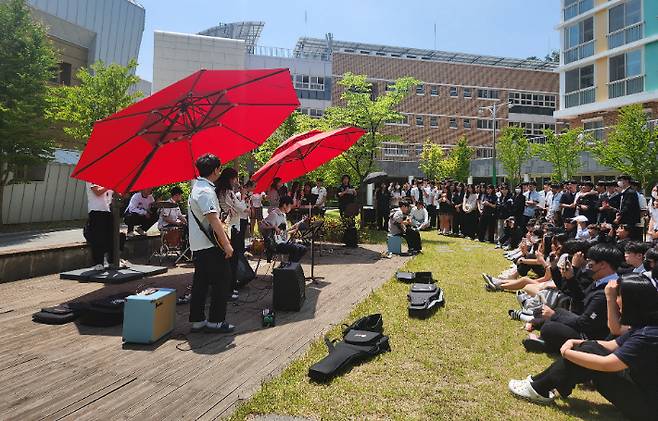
[252,126,366,193]
[71,68,299,194]
[272,129,322,155]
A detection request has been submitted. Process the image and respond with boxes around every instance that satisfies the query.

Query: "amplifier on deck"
[273,262,305,311]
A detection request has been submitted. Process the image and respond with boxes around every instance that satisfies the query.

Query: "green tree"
[590,104,658,190]
[450,136,474,182]
[497,126,530,187]
[323,72,419,186]
[532,128,586,182]
[419,139,446,181]
[0,0,58,224]
[46,59,142,143]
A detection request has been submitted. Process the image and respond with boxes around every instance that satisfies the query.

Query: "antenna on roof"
[433,22,437,50]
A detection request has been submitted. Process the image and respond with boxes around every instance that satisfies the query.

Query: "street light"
[478,101,508,186]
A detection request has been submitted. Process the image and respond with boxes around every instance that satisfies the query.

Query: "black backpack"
[408,283,445,317]
[75,293,129,327]
[308,314,390,381]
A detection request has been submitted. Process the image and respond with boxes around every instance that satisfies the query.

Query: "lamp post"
[479,101,508,186]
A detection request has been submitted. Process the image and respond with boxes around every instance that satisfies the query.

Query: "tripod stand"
[299,220,324,282]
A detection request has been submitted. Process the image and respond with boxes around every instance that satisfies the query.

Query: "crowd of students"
[467,175,658,419]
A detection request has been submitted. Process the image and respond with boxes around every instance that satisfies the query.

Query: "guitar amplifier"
[122,288,176,344]
[273,262,305,311]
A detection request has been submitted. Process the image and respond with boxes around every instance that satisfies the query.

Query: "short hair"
[625,242,650,255]
[587,243,624,270]
[645,247,658,262]
[279,196,293,207]
[582,181,594,188]
[399,200,411,208]
[618,273,658,326]
[617,174,632,181]
[195,154,221,177]
[170,186,183,196]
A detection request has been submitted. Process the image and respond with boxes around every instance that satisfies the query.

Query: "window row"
[509,92,557,108]
[298,108,324,118]
[293,74,325,91]
[386,114,503,130]
[509,121,557,138]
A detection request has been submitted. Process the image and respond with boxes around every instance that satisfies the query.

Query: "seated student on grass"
[508,275,658,421]
[388,199,422,255]
[410,200,430,231]
[261,196,307,262]
[522,243,622,354]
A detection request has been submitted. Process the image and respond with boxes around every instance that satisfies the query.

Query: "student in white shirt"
[261,196,307,262]
[124,188,156,236]
[86,182,114,270]
[157,186,187,230]
[410,180,420,204]
[311,179,328,216]
[411,201,430,230]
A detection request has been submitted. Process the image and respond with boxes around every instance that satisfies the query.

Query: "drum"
[161,226,183,249]
[251,238,265,255]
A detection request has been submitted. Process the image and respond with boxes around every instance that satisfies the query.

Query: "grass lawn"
[230,232,622,421]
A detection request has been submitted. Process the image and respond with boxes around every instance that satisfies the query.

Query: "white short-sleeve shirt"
[188,177,219,252]
[87,183,113,213]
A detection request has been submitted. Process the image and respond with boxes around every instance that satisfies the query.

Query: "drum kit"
[150,201,191,265]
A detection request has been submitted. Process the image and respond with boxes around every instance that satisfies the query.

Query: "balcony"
[564,86,596,108]
[608,75,644,99]
[563,40,595,64]
[563,0,593,21]
[607,21,644,49]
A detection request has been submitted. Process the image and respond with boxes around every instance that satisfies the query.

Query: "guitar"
[274,215,309,244]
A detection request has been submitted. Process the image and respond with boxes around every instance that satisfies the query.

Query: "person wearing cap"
[564,217,578,239]
[615,175,641,241]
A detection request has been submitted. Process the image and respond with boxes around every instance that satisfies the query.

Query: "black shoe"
[522,337,547,353]
[205,322,235,334]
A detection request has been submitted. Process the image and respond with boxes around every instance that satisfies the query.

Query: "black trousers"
[426,205,437,228]
[531,341,655,420]
[401,229,422,251]
[88,211,114,265]
[275,242,307,262]
[478,213,496,242]
[462,212,478,238]
[189,247,230,323]
[125,212,157,232]
[540,320,582,353]
[228,226,246,291]
[376,208,388,230]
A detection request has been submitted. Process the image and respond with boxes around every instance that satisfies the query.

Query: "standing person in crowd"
[560,181,577,221]
[216,167,248,301]
[452,183,465,236]
[289,181,302,221]
[547,183,563,224]
[266,177,282,212]
[616,175,642,241]
[248,184,265,239]
[124,188,157,236]
[388,199,422,254]
[425,181,438,229]
[375,182,391,231]
[509,275,658,420]
[495,184,513,244]
[598,181,619,224]
[389,182,402,209]
[538,182,551,212]
[337,174,356,217]
[437,191,455,235]
[410,179,420,204]
[575,181,598,223]
[298,181,316,218]
[462,184,478,239]
[238,181,252,240]
[187,153,234,334]
[478,184,498,243]
[523,181,541,227]
[647,191,658,243]
[311,178,327,216]
[86,183,115,270]
[157,186,187,230]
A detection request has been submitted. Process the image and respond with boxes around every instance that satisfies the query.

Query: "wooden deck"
[0,244,407,420]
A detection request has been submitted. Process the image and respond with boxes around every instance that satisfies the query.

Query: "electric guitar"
[274,215,309,244]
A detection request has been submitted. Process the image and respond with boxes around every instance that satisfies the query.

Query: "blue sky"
[136,0,561,82]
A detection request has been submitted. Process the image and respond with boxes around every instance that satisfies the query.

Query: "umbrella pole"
[111,194,121,268]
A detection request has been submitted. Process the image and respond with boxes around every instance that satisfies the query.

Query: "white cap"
[571,215,588,223]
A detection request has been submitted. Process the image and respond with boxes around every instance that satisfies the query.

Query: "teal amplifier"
[122,288,176,344]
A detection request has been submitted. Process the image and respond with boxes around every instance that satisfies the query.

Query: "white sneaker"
[508,378,555,404]
[93,263,105,271]
[120,259,131,268]
[135,227,146,235]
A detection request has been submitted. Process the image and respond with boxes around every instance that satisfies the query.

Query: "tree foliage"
[589,104,658,190]
[322,73,419,186]
[419,140,446,180]
[532,128,586,182]
[0,0,58,223]
[451,136,474,182]
[497,126,530,186]
[419,137,473,182]
[46,59,142,142]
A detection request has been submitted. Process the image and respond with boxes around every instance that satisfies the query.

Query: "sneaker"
[205,321,235,333]
[522,337,548,353]
[508,378,555,404]
[120,259,131,268]
[190,320,207,333]
[481,273,500,291]
[135,227,146,235]
[93,263,105,271]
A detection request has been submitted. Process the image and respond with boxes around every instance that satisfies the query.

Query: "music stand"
[298,220,324,282]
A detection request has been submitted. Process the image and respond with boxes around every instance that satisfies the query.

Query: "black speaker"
[273,262,305,311]
[343,226,358,247]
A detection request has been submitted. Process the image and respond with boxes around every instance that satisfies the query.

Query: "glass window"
[416,115,424,126]
[463,118,471,129]
[566,69,580,93]
[449,86,458,97]
[463,87,472,98]
[430,116,438,127]
[449,118,457,128]
[416,84,425,95]
[430,85,439,96]
[580,65,594,88]
[610,54,626,82]
[626,49,642,77]
[609,4,625,33]
[584,120,604,140]
[626,0,642,26]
